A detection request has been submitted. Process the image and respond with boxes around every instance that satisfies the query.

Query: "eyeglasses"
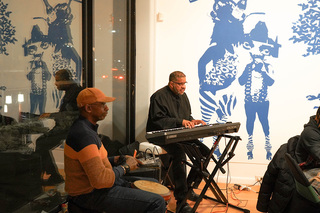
[172,81,187,86]
[89,102,107,108]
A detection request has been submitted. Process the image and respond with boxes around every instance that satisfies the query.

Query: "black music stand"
[176,134,250,213]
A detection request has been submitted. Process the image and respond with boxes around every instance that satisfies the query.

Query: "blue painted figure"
[41,0,82,82]
[238,21,280,160]
[23,25,51,115]
[198,0,247,158]
[31,0,82,109]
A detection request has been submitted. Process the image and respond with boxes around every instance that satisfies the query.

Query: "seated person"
[147,71,210,213]
[35,69,83,185]
[295,106,320,167]
[295,106,320,199]
[64,88,166,213]
[257,135,298,212]
[258,106,320,213]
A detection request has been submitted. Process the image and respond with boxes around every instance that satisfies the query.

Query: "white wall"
[136,0,320,184]
[136,0,157,141]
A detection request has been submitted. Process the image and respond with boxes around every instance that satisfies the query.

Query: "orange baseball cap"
[77,88,116,107]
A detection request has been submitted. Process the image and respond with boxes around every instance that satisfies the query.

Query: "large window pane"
[0,0,82,212]
[94,0,127,144]
[0,0,132,211]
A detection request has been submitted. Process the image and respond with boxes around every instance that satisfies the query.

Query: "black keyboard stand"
[176,135,250,213]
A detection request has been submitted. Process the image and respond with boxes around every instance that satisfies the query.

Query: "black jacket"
[295,115,320,164]
[146,86,193,132]
[256,135,299,213]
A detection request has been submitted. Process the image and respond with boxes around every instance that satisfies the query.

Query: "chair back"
[284,153,320,204]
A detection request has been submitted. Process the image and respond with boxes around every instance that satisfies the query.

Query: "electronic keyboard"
[146,122,240,145]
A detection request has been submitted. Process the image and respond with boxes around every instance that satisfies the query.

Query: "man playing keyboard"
[147,71,210,213]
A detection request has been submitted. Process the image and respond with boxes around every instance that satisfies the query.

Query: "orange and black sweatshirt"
[64,116,125,196]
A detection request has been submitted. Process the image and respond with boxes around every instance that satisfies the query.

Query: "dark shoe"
[187,190,200,202]
[42,175,64,186]
[177,202,193,213]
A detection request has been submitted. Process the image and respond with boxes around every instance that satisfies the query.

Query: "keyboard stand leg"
[179,135,250,213]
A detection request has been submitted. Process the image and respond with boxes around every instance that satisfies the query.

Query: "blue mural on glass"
[291,0,320,108]
[197,0,247,158]
[39,0,82,82]
[0,0,17,55]
[239,21,280,160]
[23,0,82,113]
[24,25,52,115]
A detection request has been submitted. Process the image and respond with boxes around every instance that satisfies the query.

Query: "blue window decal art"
[22,0,82,114]
[0,0,17,56]
[23,25,52,115]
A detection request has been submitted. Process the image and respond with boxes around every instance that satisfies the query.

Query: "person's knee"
[171,149,186,161]
[149,194,166,213]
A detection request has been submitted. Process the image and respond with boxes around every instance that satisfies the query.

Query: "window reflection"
[0,0,129,211]
[0,0,83,212]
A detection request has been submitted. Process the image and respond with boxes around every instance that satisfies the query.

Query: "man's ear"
[84,104,92,113]
[168,81,174,88]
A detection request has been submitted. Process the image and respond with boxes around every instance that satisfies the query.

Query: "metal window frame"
[82,0,136,144]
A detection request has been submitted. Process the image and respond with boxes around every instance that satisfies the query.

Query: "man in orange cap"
[64,88,166,213]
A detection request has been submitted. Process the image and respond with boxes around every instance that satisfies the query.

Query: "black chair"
[284,153,320,212]
[67,198,103,213]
